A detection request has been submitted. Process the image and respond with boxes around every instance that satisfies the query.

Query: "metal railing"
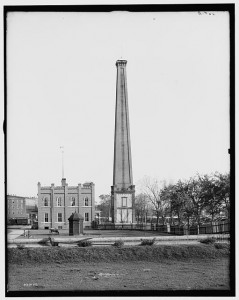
[92,221,230,236]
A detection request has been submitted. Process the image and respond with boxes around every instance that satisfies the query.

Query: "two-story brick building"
[7,195,28,224]
[37,178,95,229]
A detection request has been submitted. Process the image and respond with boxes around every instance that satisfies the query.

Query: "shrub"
[214,242,229,250]
[200,237,216,244]
[140,238,156,246]
[113,240,124,247]
[51,242,59,247]
[48,237,59,246]
[78,240,92,247]
[8,244,229,264]
[16,244,25,250]
[38,238,50,245]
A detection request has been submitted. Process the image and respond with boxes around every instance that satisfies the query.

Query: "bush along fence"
[92,221,230,236]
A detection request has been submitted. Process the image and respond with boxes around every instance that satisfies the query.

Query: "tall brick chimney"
[111,60,135,224]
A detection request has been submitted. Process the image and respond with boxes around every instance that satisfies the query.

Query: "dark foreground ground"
[8,258,229,291]
[7,244,231,293]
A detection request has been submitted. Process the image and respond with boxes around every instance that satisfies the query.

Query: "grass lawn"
[7,243,231,294]
[8,258,229,291]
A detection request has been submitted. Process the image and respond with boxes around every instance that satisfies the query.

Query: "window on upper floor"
[44,197,49,206]
[71,197,76,206]
[84,197,89,206]
[57,197,62,206]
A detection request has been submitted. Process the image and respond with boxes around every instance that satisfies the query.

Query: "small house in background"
[37,178,95,230]
[7,195,28,225]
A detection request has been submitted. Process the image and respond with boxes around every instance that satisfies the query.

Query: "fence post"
[167,223,170,233]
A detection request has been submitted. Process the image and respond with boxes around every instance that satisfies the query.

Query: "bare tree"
[135,193,152,223]
[139,176,170,225]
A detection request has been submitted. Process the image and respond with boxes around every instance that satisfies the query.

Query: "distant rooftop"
[7,194,26,199]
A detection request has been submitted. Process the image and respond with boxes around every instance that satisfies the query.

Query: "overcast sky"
[7,10,230,202]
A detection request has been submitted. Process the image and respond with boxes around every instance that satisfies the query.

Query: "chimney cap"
[61,178,67,186]
[116,60,127,66]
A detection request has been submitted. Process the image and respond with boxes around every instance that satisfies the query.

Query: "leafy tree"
[182,173,230,228]
[96,194,111,221]
[161,180,194,227]
[199,174,224,224]
[214,172,230,219]
[167,181,186,226]
[160,184,177,225]
[185,175,207,228]
[181,193,195,228]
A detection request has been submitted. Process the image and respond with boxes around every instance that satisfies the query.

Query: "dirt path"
[8,258,229,291]
[7,229,25,240]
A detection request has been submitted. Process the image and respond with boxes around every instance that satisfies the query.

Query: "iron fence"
[93,221,230,236]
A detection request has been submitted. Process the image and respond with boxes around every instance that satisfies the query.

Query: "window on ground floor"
[57,212,63,222]
[44,213,49,222]
[85,212,89,222]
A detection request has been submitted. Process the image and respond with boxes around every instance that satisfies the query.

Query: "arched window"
[44,197,49,206]
[71,197,76,206]
[57,197,62,206]
[84,197,89,206]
